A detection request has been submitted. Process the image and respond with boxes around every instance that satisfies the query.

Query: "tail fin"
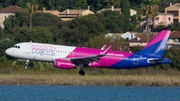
[138,30,171,57]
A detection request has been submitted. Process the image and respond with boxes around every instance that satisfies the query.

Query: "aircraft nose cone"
[5,48,11,56]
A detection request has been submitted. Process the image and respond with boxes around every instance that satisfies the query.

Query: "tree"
[6,26,53,44]
[26,0,39,29]
[112,0,121,8]
[130,15,141,32]
[121,0,130,32]
[96,11,124,33]
[87,34,126,51]
[141,0,159,43]
[3,9,29,33]
[16,0,26,8]
[56,16,107,46]
[81,0,88,9]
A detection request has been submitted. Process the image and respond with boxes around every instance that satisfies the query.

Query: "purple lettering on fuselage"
[31,45,56,56]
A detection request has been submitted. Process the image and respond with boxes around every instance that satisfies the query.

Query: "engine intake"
[54,59,77,69]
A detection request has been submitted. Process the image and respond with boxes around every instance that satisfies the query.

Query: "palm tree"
[141,0,159,43]
[26,0,38,29]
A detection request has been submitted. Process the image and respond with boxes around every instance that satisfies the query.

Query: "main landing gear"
[78,63,85,76]
[24,60,29,70]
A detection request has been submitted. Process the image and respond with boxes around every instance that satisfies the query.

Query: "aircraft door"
[133,55,139,65]
[25,44,31,54]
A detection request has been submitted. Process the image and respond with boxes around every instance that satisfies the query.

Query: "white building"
[121,32,136,40]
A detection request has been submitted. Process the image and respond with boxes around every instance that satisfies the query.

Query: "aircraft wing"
[68,45,112,65]
[70,54,106,65]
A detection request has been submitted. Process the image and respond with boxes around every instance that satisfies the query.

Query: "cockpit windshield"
[12,45,20,49]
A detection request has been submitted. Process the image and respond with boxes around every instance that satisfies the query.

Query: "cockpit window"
[12,45,20,49]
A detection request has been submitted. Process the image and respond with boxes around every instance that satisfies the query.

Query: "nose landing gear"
[24,60,29,70]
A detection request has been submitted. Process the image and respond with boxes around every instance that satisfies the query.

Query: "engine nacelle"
[54,59,77,69]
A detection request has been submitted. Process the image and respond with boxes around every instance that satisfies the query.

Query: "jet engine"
[54,59,77,69]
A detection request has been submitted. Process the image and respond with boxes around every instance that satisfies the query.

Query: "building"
[0,6,23,29]
[128,36,153,52]
[154,13,173,27]
[166,31,180,49]
[129,31,180,49]
[165,3,180,23]
[121,32,136,40]
[129,36,153,47]
[105,33,114,38]
[37,7,60,17]
[140,12,173,32]
[59,6,94,21]
[96,6,137,16]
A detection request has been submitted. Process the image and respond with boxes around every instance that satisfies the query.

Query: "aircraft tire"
[79,70,85,76]
[24,66,28,70]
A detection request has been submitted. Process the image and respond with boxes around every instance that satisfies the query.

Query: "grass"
[0,73,180,86]
[1,63,180,86]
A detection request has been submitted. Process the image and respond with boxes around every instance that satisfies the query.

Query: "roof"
[96,8,136,14]
[97,8,121,13]
[60,9,88,14]
[165,3,180,9]
[169,31,180,38]
[0,6,23,13]
[123,32,133,35]
[173,3,180,8]
[37,10,58,13]
[129,36,153,42]
[158,12,173,15]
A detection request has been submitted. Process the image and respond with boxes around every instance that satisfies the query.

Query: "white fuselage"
[5,42,76,62]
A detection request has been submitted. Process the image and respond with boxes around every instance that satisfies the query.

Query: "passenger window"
[18,46,20,49]
[15,46,17,48]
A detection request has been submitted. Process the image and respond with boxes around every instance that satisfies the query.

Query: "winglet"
[102,45,112,54]
[101,44,107,50]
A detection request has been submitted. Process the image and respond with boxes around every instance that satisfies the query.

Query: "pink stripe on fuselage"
[66,47,133,67]
[143,30,171,49]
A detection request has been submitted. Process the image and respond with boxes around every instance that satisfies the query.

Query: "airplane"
[5,30,171,75]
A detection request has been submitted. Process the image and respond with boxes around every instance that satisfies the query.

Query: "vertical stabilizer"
[138,30,171,57]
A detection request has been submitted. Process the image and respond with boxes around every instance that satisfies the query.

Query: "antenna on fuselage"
[30,40,32,43]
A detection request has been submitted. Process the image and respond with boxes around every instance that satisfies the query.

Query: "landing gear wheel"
[78,63,85,76]
[24,60,29,70]
[24,66,28,70]
[79,70,85,76]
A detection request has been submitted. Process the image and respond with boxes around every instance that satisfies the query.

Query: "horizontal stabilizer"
[147,59,166,64]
